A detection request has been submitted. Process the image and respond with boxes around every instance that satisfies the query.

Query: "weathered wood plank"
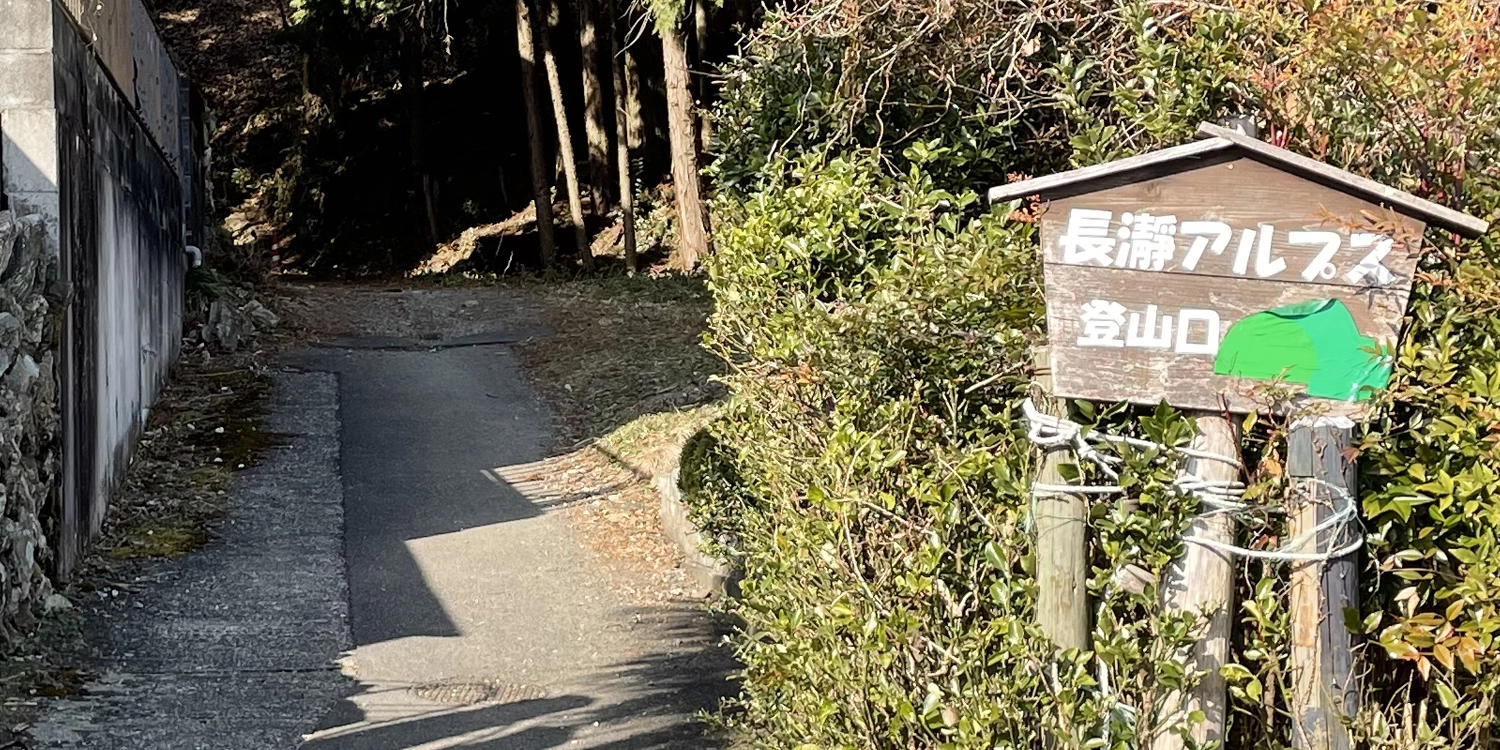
[1041,263,1412,415]
[1038,158,1429,289]
[990,123,1488,239]
[1194,123,1489,239]
[1287,422,1360,750]
[988,139,1234,204]
[1153,414,1240,750]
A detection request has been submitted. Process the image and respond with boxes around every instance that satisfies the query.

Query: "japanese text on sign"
[1076,301,1221,355]
[1058,208,1398,286]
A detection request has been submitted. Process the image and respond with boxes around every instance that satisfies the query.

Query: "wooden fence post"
[1031,348,1090,651]
[1287,420,1359,750]
[1153,413,1240,750]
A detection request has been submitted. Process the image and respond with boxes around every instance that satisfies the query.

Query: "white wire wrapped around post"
[1021,399,1364,747]
[1022,399,1361,564]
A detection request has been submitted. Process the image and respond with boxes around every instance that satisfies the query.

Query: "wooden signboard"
[990,122,1489,750]
[990,123,1489,416]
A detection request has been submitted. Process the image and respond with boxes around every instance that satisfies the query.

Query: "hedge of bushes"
[691,1,1500,747]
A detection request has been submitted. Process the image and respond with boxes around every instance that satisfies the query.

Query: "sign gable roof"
[987,122,1490,239]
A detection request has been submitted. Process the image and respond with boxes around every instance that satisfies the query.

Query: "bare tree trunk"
[533,0,594,269]
[610,1,637,273]
[516,0,557,267]
[578,0,611,217]
[661,22,709,270]
[300,52,311,101]
[624,40,644,151]
[399,27,439,244]
[693,0,712,155]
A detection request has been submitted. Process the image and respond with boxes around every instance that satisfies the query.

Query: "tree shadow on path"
[303,601,737,749]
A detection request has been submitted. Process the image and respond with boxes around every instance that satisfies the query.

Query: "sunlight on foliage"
[702,0,1500,747]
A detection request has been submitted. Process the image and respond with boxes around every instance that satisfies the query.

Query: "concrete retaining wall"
[53,0,188,574]
[0,0,205,614]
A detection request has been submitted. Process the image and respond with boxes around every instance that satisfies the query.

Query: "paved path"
[30,371,350,748]
[33,333,731,749]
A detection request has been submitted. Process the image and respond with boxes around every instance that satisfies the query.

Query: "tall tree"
[693,0,711,155]
[624,36,644,152]
[578,0,611,217]
[659,17,710,270]
[533,0,594,269]
[515,0,556,267]
[609,0,637,273]
[398,25,440,244]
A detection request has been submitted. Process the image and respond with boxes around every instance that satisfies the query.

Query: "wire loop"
[1021,398,1362,564]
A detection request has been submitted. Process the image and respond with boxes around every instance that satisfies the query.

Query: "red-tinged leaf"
[1458,645,1480,675]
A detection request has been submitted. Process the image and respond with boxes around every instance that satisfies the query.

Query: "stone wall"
[0,211,62,643]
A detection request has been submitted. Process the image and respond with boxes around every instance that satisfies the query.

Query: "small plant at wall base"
[185,266,231,315]
[698,1,1500,747]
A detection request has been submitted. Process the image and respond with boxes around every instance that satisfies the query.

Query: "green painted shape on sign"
[1212,298,1392,402]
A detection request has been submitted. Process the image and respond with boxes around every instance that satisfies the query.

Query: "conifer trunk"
[610,2,637,273]
[578,0,611,217]
[515,0,556,267]
[661,22,709,270]
[693,0,712,154]
[625,41,644,151]
[533,0,593,269]
[399,27,439,244]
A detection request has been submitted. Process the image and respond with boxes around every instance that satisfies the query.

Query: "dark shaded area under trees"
[158,0,750,276]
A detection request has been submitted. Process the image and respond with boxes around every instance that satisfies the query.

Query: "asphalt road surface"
[32,330,731,749]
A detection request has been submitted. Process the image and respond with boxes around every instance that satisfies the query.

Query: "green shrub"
[678,426,750,557]
[704,151,1231,746]
[185,265,230,315]
[704,0,1500,747]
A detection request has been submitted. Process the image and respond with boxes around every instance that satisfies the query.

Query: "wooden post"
[1153,413,1240,750]
[1152,112,1254,750]
[1031,348,1090,651]
[1287,420,1359,750]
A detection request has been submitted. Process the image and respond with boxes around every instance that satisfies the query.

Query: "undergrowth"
[693,1,1500,747]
